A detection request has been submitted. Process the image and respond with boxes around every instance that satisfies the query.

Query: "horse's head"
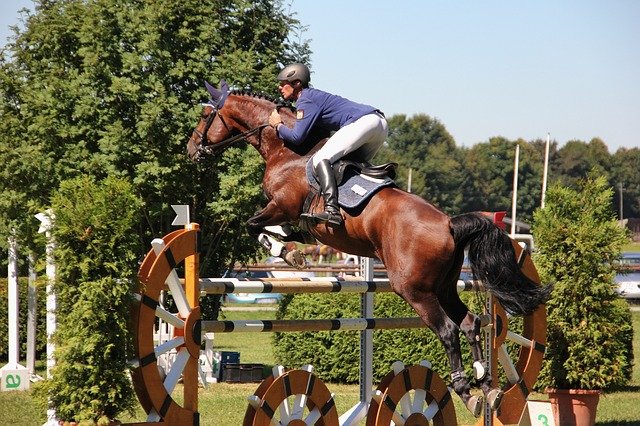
[187,80,239,162]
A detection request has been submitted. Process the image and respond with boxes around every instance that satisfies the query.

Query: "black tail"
[451,212,551,316]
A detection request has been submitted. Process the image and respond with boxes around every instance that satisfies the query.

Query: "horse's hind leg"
[401,289,484,417]
[460,311,503,409]
[440,289,504,410]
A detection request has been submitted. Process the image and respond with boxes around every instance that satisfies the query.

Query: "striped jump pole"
[202,317,426,333]
[197,276,481,295]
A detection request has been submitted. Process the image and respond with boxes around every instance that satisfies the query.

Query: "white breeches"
[312,113,388,167]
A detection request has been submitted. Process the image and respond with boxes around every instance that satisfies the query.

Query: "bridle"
[191,105,269,162]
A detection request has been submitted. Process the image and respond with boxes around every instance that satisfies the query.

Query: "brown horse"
[186,82,550,416]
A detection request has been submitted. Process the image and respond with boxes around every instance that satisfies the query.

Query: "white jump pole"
[36,210,58,425]
[510,144,520,237]
[338,256,374,425]
[0,233,30,391]
[36,211,57,379]
[541,133,550,208]
[27,254,38,379]
[7,235,19,366]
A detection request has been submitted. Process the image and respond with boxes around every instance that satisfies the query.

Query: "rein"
[198,124,269,158]
[193,106,269,160]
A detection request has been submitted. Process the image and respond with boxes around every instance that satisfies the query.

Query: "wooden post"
[183,223,200,417]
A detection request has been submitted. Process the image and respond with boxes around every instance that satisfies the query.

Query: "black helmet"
[277,63,310,87]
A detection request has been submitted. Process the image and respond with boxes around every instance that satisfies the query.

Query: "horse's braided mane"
[230,89,295,111]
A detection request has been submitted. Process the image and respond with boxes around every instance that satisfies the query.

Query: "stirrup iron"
[300,211,343,226]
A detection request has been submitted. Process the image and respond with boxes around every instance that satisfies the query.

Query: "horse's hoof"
[466,395,483,417]
[487,388,504,411]
[284,249,306,269]
[473,360,486,380]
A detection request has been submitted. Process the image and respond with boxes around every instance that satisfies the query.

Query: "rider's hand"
[269,109,282,128]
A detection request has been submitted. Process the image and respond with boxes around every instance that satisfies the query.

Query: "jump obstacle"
[128,219,546,425]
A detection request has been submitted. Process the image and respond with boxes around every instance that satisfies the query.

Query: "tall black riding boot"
[301,159,343,226]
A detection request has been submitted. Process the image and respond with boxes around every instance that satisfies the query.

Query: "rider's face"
[278,80,300,100]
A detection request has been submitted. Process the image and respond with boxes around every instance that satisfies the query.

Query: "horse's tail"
[450,212,551,316]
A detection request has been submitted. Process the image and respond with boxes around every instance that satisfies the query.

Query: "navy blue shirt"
[277,88,377,145]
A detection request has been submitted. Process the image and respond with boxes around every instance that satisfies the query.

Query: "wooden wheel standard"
[485,240,547,425]
[367,361,457,426]
[130,226,201,425]
[245,365,339,426]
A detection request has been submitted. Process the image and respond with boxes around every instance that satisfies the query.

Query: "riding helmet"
[277,63,311,87]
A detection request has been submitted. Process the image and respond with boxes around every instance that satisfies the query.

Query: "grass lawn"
[2,306,639,425]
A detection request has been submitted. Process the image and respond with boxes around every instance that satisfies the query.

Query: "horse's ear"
[205,80,222,104]
[204,80,229,109]
[218,79,229,108]
[220,79,229,95]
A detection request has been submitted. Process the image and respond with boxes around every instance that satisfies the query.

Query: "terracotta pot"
[547,388,601,426]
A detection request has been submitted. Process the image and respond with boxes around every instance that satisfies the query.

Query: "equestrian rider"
[269,63,388,226]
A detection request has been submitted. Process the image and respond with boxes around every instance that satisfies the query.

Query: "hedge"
[272,292,493,384]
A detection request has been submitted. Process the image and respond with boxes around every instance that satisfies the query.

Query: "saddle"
[304,159,397,212]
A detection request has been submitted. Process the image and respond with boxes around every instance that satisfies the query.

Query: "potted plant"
[532,175,634,426]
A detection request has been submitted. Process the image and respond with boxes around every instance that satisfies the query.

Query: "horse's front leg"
[246,200,289,237]
[247,202,307,268]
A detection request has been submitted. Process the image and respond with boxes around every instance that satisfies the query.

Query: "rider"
[269,63,388,226]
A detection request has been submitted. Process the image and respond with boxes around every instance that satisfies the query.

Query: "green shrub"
[36,176,142,424]
[273,292,482,383]
[533,175,633,390]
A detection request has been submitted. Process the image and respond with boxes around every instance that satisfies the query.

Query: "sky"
[2,1,639,152]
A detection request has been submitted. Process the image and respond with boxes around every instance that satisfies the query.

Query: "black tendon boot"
[301,160,343,226]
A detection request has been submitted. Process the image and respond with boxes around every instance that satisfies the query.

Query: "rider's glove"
[269,109,282,128]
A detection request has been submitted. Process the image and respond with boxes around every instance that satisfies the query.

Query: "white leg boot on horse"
[460,312,504,410]
[258,233,306,269]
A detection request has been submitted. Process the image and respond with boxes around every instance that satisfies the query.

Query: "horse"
[186,81,550,416]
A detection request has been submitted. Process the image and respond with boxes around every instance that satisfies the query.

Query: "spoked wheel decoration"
[484,240,547,424]
[130,225,202,425]
[366,361,457,426]
[244,365,340,426]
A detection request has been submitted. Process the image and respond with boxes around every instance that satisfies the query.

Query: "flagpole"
[511,144,520,237]
[541,133,550,208]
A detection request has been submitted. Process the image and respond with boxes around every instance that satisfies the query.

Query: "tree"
[610,147,640,220]
[533,174,633,390]
[1,0,310,421]
[554,138,612,187]
[36,176,142,423]
[463,137,514,213]
[461,137,547,223]
[376,113,468,214]
[0,0,309,276]
[511,139,547,222]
